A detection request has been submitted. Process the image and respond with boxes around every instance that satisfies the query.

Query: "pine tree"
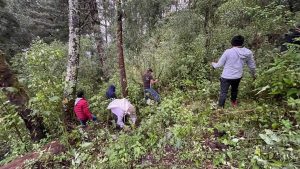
[0,0,20,58]
[6,0,69,43]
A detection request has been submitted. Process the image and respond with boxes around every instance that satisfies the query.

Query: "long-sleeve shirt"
[74,98,93,121]
[212,47,256,79]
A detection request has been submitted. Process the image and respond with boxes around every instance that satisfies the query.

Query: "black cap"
[147,68,153,72]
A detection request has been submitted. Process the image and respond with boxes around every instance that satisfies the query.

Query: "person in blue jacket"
[106,85,116,100]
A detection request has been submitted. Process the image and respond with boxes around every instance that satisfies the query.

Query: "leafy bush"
[12,40,67,135]
[256,47,300,100]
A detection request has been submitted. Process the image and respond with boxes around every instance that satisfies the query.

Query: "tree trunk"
[0,50,46,142]
[63,0,80,124]
[203,7,210,64]
[203,3,213,82]
[116,0,128,97]
[95,0,105,69]
[103,0,108,44]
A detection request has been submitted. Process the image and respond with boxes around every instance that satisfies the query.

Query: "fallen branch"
[0,141,65,169]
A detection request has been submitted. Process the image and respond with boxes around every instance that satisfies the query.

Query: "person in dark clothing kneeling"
[212,35,256,108]
[106,85,117,100]
[74,90,97,127]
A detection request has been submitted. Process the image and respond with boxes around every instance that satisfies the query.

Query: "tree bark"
[116,0,128,97]
[103,0,108,44]
[203,7,210,64]
[63,0,80,124]
[95,0,105,68]
[0,50,46,142]
[203,2,214,83]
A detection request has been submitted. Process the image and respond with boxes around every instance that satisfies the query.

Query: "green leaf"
[227,151,233,159]
[259,130,281,145]
[270,160,283,167]
[259,133,274,145]
[281,119,292,129]
[49,96,60,102]
[287,88,299,97]
[255,146,261,156]
[81,142,93,148]
[231,138,239,143]
[5,87,17,93]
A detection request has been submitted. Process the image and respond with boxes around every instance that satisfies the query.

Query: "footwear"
[231,100,238,107]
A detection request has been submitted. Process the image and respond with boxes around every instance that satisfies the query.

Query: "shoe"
[231,101,238,107]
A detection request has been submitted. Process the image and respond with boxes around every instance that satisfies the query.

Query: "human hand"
[211,62,216,69]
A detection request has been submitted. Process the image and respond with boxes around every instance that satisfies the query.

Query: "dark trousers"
[218,77,241,107]
[79,114,97,127]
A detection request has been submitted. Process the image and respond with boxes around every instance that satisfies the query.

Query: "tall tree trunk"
[63,0,80,124]
[95,0,105,69]
[203,3,213,82]
[0,50,46,142]
[103,0,108,44]
[203,7,210,64]
[116,0,128,97]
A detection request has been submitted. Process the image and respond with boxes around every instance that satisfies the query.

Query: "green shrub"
[256,47,300,100]
[12,40,67,136]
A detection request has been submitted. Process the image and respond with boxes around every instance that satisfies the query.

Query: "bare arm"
[150,79,158,85]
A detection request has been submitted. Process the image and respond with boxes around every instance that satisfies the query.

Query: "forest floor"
[1,95,299,168]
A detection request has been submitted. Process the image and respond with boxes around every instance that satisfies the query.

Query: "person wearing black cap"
[143,68,160,103]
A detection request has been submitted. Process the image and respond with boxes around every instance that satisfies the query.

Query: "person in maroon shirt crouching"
[74,90,97,127]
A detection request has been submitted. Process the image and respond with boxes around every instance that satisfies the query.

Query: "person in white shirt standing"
[212,35,256,108]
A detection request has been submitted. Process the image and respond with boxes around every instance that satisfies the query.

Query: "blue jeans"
[144,88,160,102]
[80,114,97,127]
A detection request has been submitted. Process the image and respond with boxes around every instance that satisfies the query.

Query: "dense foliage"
[0,0,299,168]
